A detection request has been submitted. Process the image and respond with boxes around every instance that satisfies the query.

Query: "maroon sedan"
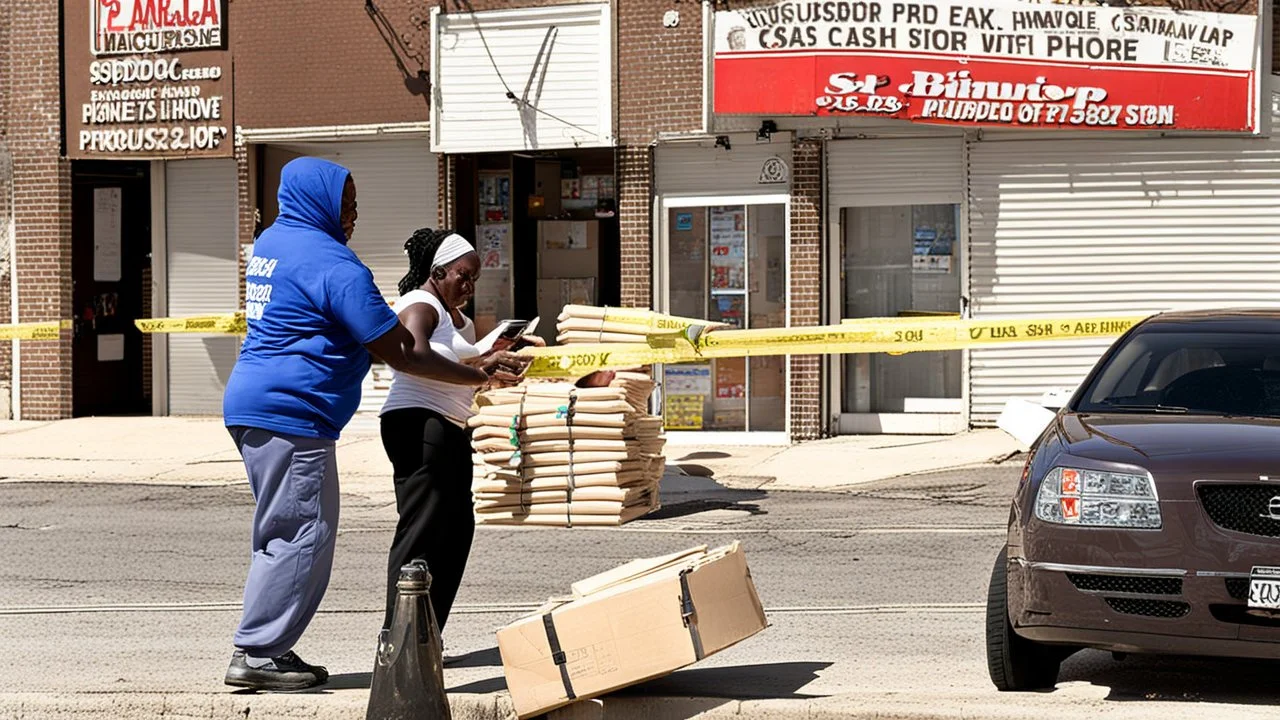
[989,309,1280,690]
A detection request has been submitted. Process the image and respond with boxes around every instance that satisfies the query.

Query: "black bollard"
[367,560,451,720]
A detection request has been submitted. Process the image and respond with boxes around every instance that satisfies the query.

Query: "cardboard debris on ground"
[469,374,666,527]
[497,542,768,719]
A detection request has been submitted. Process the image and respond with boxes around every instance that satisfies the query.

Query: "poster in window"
[711,293,746,329]
[715,358,747,399]
[478,223,510,269]
[664,395,705,430]
[709,206,746,290]
[664,364,712,395]
[93,187,122,282]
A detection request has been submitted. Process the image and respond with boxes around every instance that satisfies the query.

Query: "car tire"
[986,548,1064,691]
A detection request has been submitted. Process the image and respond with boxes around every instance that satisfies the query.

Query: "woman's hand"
[469,350,529,377]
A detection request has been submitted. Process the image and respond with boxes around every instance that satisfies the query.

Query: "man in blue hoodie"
[222,158,496,691]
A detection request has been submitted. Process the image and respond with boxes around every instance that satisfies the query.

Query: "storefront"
[825,134,968,434]
[450,149,620,345]
[652,134,793,443]
[60,0,237,418]
[431,3,619,340]
[710,0,1273,435]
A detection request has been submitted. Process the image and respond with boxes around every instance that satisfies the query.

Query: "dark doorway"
[70,161,151,417]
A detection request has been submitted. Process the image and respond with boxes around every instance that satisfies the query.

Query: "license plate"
[1248,566,1280,610]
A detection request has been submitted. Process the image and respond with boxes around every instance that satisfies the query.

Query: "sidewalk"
[0,416,1024,500]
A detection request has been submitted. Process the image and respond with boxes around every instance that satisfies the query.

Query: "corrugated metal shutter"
[656,134,793,197]
[279,140,438,423]
[166,159,239,416]
[968,97,1280,424]
[827,137,964,208]
[432,3,613,153]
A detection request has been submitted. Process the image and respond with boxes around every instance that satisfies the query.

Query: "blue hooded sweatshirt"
[223,157,399,440]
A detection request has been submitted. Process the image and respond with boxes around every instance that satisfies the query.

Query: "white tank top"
[380,290,480,425]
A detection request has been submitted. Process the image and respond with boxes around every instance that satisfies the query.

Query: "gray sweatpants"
[229,427,340,658]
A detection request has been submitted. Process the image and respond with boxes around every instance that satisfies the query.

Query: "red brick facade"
[789,139,824,441]
[3,1,73,420]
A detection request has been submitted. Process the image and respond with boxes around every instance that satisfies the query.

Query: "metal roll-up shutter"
[166,159,239,415]
[826,137,964,209]
[655,134,793,197]
[968,97,1280,425]
[278,140,439,424]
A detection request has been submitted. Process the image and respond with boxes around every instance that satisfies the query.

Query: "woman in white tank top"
[375,228,537,653]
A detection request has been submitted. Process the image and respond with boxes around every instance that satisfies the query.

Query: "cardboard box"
[497,543,767,719]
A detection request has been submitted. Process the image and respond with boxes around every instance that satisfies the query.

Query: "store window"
[662,204,787,432]
[841,204,962,416]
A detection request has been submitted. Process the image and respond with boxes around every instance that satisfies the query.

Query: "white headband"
[432,233,474,269]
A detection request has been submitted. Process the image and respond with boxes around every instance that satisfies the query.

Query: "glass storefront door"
[839,203,965,433]
[659,200,788,437]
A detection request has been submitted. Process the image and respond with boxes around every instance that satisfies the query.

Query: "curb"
[0,692,514,720]
[0,691,1252,720]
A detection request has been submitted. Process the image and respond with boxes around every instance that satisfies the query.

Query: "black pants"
[380,408,475,633]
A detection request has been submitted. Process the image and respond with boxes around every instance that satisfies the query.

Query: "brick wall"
[617,146,653,308]
[0,0,11,418]
[6,2,72,420]
[236,140,254,308]
[789,138,824,441]
[617,1,705,146]
[232,0,431,129]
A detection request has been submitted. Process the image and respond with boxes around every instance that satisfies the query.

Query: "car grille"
[1197,484,1280,538]
[1225,577,1250,601]
[1104,598,1191,618]
[1067,573,1182,595]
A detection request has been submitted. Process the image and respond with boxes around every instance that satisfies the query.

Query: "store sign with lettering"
[713,0,1260,132]
[66,0,232,158]
[92,0,225,56]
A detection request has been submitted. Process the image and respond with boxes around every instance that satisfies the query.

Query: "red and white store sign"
[92,0,225,56]
[713,0,1260,132]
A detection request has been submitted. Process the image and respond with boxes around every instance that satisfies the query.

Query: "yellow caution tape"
[520,315,1148,378]
[135,313,246,334]
[0,320,72,341]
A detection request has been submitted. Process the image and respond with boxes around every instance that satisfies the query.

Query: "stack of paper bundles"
[469,382,666,527]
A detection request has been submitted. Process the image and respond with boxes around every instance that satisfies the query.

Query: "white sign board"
[431,4,614,153]
[93,187,122,282]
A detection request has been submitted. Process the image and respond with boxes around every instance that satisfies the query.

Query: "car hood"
[1049,413,1280,490]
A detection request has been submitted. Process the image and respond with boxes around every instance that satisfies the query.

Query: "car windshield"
[1076,328,1280,418]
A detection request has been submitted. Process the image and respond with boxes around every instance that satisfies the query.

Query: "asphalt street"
[3,466,1280,716]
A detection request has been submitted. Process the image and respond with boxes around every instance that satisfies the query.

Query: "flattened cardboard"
[497,543,767,719]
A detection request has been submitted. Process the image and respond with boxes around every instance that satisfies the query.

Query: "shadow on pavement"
[1059,649,1280,705]
[320,672,373,691]
[449,676,508,694]
[621,661,833,700]
[646,472,768,521]
[448,646,503,669]
[674,451,733,462]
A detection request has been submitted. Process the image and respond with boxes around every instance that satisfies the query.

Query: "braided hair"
[398,227,460,296]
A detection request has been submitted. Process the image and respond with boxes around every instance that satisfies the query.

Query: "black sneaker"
[224,650,329,691]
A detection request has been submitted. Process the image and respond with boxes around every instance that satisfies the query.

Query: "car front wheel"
[986,548,1067,691]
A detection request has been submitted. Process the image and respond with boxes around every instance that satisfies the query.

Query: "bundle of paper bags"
[555,304,653,345]
[469,373,666,526]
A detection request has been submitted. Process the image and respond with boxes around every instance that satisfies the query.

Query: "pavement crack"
[0,522,54,531]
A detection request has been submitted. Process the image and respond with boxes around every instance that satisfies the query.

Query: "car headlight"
[1034,467,1161,529]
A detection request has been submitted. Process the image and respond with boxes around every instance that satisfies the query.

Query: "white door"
[655,194,791,445]
[826,137,968,434]
[165,159,239,415]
